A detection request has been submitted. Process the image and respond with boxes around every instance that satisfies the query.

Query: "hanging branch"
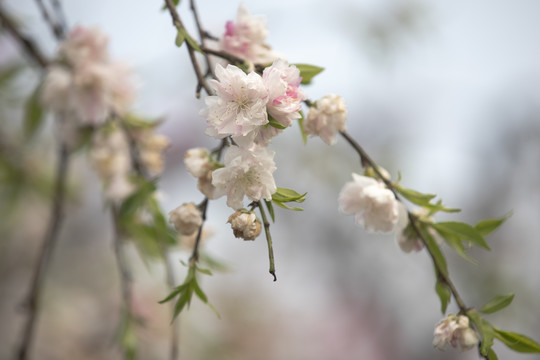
[257,201,276,281]
[189,0,214,79]
[33,0,65,40]
[339,129,468,313]
[17,141,69,360]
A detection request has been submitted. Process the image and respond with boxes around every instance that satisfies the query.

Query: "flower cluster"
[433,314,479,351]
[221,4,278,64]
[339,173,403,233]
[41,26,135,125]
[200,58,306,210]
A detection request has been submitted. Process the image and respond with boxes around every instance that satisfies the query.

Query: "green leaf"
[0,64,22,86]
[293,64,324,85]
[272,200,304,211]
[297,110,307,144]
[435,279,451,314]
[467,310,494,356]
[264,199,275,223]
[433,221,490,250]
[158,286,184,304]
[24,84,44,139]
[420,224,448,277]
[487,348,499,360]
[195,265,213,276]
[396,187,436,206]
[475,213,511,236]
[440,232,478,264]
[184,30,202,53]
[480,293,514,314]
[494,328,540,353]
[267,116,287,129]
[192,279,208,302]
[272,187,307,203]
[175,27,186,47]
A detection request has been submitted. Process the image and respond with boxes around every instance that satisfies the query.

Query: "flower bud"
[227,210,262,241]
[184,147,213,179]
[169,203,203,236]
[433,314,479,351]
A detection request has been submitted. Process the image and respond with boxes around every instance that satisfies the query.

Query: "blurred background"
[1,0,540,359]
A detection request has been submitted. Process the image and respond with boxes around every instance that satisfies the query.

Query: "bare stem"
[16,141,69,360]
[189,198,209,264]
[0,5,49,67]
[163,0,213,97]
[189,0,214,78]
[257,201,276,281]
[339,130,468,313]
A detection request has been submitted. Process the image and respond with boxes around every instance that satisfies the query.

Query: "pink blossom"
[304,94,347,145]
[221,4,277,64]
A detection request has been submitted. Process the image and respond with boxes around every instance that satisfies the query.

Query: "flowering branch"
[340,130,469,313]
[16,141,69,360]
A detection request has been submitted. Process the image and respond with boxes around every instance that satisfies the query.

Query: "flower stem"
[258,201,276,281]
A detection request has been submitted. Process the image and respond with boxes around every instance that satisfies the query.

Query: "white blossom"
[304,94,347,145]
[212,145,277,210]
[136,132,170,176]
[338,173,401,233]
[169,203,203,236]
[221,4,278,64]
[202,64,268,146]
[227,210,262,241]
[395,206,424,253]
[433,314,479,351]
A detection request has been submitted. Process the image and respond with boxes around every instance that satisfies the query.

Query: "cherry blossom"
[433,314,479,351]
[202,64,268,146]
[211,145,277,210]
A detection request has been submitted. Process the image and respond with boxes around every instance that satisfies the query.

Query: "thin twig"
[33,0,64,40]
[189,0,214,78]
[16,141,69,360]
[339,130,468,313]
[49,0,67,34]
[189,198,209,264]
[257,201,276,281]
[200,46,245,66]
[163,0,213,97]
[111,205,135,360]
[0,5,49,68]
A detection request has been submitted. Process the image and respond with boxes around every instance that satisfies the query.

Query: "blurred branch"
[0,5,49,67]
[33,0,65,40]
[16,141,69,360]
[339,130,468,313]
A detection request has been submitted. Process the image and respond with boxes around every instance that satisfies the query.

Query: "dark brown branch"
[163,0,213,97]
[0,5,49,68]
[16,141,69,360]
[339,130,468,313]
[200,46,245,66]
[189,0,214,78]
[34,0,65,40]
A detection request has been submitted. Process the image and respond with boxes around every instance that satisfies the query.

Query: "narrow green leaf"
[435,279,451,314]
[494,328,540,353]
[184,31,202,53]
[175,27,186,47]
[272,200,303,211]
[487,348,499,360]
[195,266,213,276]
[475,213,511,237]
[192,279,208,303]
[293,64,324,85]
[441,233,478,264]
[480,293,515,314]
[272,187,306,203]
[158,286,183,304]
[433,221,490,250]
[267,116,287,129]
[480,322,495,356]
[421,225,448,277]
[297,110,307,144]
[396,186,436,206]
[24,84,44,139]
[264,199,275,223]
[172,286,193,319]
